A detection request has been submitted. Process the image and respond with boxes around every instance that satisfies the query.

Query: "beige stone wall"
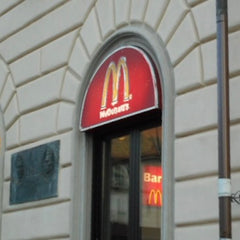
[0,0,240,239]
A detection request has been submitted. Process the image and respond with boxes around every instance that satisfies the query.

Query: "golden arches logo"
[148,189,162,205]
[101,57,131,110]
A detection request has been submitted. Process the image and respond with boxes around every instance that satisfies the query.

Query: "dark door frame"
[91,121,161,240]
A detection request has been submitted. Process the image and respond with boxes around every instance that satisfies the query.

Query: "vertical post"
[216,0,232,239]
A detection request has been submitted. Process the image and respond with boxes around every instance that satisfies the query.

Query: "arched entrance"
[78,23,175,238]
[81,45,162,240]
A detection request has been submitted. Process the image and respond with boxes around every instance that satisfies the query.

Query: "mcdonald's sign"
[101,56,130,110]
[143,165,162,207]
[80,46,161,131]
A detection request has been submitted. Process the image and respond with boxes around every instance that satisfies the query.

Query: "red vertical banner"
[142,166,163,207]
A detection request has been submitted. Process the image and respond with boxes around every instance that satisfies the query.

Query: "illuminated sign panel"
[143,165,162,207]
[80,46,160,131]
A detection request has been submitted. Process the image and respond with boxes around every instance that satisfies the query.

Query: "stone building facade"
[0,0,240,239]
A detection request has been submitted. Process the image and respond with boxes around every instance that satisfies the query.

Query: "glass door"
[109,134,130,240]
[92,126,162,240]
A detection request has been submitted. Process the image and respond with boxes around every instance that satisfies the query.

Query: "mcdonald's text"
[99,103,130,119]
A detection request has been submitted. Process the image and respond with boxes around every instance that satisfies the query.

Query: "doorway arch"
[74,24,175,240]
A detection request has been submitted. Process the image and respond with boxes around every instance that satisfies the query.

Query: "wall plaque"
[10,140,60,204]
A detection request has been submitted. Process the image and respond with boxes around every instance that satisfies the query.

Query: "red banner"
[142,166,162,207]
[80,46,160,131]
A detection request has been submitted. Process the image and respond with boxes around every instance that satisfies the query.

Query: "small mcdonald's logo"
[148,189,162,206]
[143,165,162,207]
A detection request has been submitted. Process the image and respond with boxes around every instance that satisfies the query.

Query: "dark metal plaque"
[10,140,60,204]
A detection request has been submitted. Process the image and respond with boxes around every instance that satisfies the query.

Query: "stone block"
[176,123,240,179]
[0,0,21,15]
[10,50,41,86]
[229,31,240,74]
[157,0,188,43]
[59,166,72,199]
[96,0,115,38]
[57,102,75,132]
[2,181,10,211]
[18,68,64,113]
[0,0,95,62]
[0,60,9,91]
[175,130,217,179]
[59,131,75,166]
[1,202,70,239]
[175,176,218,224]
[232,172,240,218]
[114,0,130,27]
[144,0,168,30]
[192,0,216,40]
[4,150,12,180]
[230,124,240,170]
[130,0,147,22]
[228,0,240,28]
[175,77,240,131]
[201,39,217,83]
[20,104,58,143]
[4,94,19,128]
[0,76,15,112]
[174,47,203,93]
[41,30,77,73]
[233,221,240,238]
[167,13,198,65]
[230,76,240,121]
[175,84,217,135]
[0,0,66,42]
[80,9,102,57]
[6,120,19,149]
[68,38,89,78]
[61,70,81,103]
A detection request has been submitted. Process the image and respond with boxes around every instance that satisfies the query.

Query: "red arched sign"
[80,46,161,131]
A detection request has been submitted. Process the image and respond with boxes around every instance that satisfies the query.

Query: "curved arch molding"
[70,22,175,240]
